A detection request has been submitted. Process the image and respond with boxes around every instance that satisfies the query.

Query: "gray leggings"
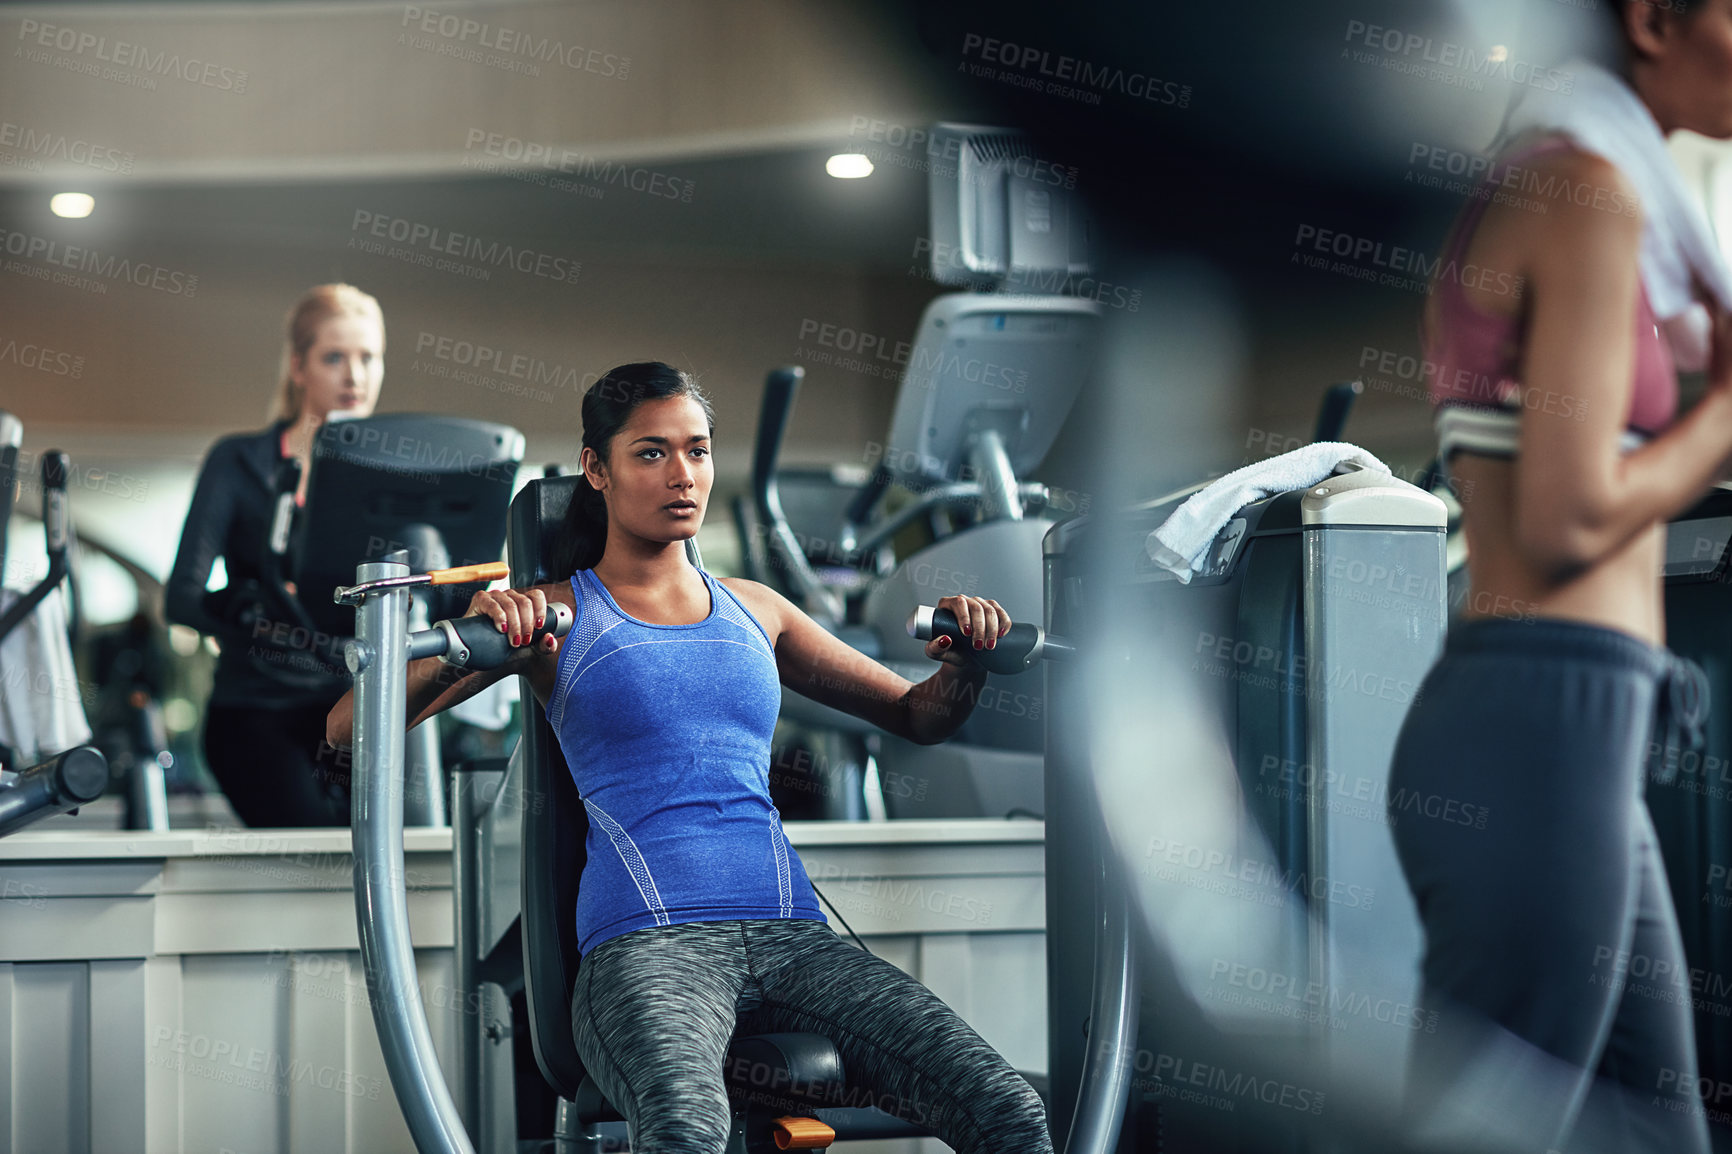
[570,918,1053,1154]
[1389,616,1711,1153]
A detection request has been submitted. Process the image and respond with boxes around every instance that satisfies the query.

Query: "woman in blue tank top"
[329,361,1053,1153]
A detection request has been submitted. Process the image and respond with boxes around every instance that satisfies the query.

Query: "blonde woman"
[167,284,383,826]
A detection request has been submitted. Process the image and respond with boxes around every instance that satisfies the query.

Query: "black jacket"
[166,423,348,709]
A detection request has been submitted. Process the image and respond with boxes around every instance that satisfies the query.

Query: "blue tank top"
[549,565,826,954]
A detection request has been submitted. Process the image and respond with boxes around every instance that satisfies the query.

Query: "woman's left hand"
[924,595,1010,668]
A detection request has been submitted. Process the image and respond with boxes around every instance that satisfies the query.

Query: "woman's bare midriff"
[1451,453,1666,646]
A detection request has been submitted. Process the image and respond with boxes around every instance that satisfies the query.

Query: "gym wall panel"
[5,961,91,1154]
[0,829,456,1154]
[280,945,348,1154]
[155,889,452,955]
[0,896,155,962]
[177,954,294,1154]
[89,959,149,1154]
[0,824,1042,1152]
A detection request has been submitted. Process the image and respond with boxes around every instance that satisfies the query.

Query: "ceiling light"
[51,193,94,218]
[826,154,873,179]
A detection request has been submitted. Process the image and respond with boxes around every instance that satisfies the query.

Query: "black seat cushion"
[725,1032,847,1112]
[572,1074,626,1124]
[571,1032,845,1125]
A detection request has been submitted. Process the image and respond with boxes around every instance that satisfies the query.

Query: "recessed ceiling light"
[826,153,874,179]
[51,193,94,218]
[1488,45,1508,63]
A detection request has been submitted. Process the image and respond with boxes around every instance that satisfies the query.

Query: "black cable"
[808,880,873,955]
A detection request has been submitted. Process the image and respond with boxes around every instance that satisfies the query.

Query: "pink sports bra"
[1426,138,1678,458]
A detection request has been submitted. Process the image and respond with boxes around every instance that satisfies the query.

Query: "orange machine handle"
[427,562,510,586]
[772,1116,835,1149]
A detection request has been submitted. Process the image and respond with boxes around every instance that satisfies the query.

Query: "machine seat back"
[509,476,591,1101]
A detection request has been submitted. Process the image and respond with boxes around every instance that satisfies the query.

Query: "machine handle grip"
[41,450,69,553]
[751,365,842,621]
[771,1116,836,1149]
[753,366,803,496]
[907,605,1074,675]
[42,450,68,489]
[1312,380,1363,444]
[428,561,510,586]
[843,462,894,528]
[0,453,75,647]
[0,745,108,839]
[437,602,572,669]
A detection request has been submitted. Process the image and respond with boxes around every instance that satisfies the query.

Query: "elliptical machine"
[0,412,111,836]
[747,122,1102,822]
[1045,445,1447,1153]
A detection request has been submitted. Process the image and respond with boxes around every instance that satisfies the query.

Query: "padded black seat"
[508,477,849,1137]
[724,1032,847,1109]
[569,1032,847,1125]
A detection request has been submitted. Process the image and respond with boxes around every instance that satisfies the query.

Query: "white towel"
[1147,443,1389,583]
[1501,57,1732,369]
[0,583,93,769]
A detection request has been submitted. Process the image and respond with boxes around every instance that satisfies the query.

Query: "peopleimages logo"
[0,335,83,378]
[399,7,629,78]
[794,318,1031,393]
[414,331,587,391]
[0,227,198,296]
[1356,345,1586,421]
[847,117,1080,189]
[1342,21,1573,94]
[911,238,1142,311]
[1293,223,1524,301]
[1406,142,1639,218]
[150,1027,384,1101]
[959,33,1191,107]
[461,130,694,202]
[0,121,134,174]
[1207,958,1441,1034]
[15,19,250,93]
[349,211,581,285]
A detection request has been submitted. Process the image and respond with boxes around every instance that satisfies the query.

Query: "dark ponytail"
[555,361,715,576]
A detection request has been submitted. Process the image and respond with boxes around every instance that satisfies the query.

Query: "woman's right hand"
[464,586,560,656]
